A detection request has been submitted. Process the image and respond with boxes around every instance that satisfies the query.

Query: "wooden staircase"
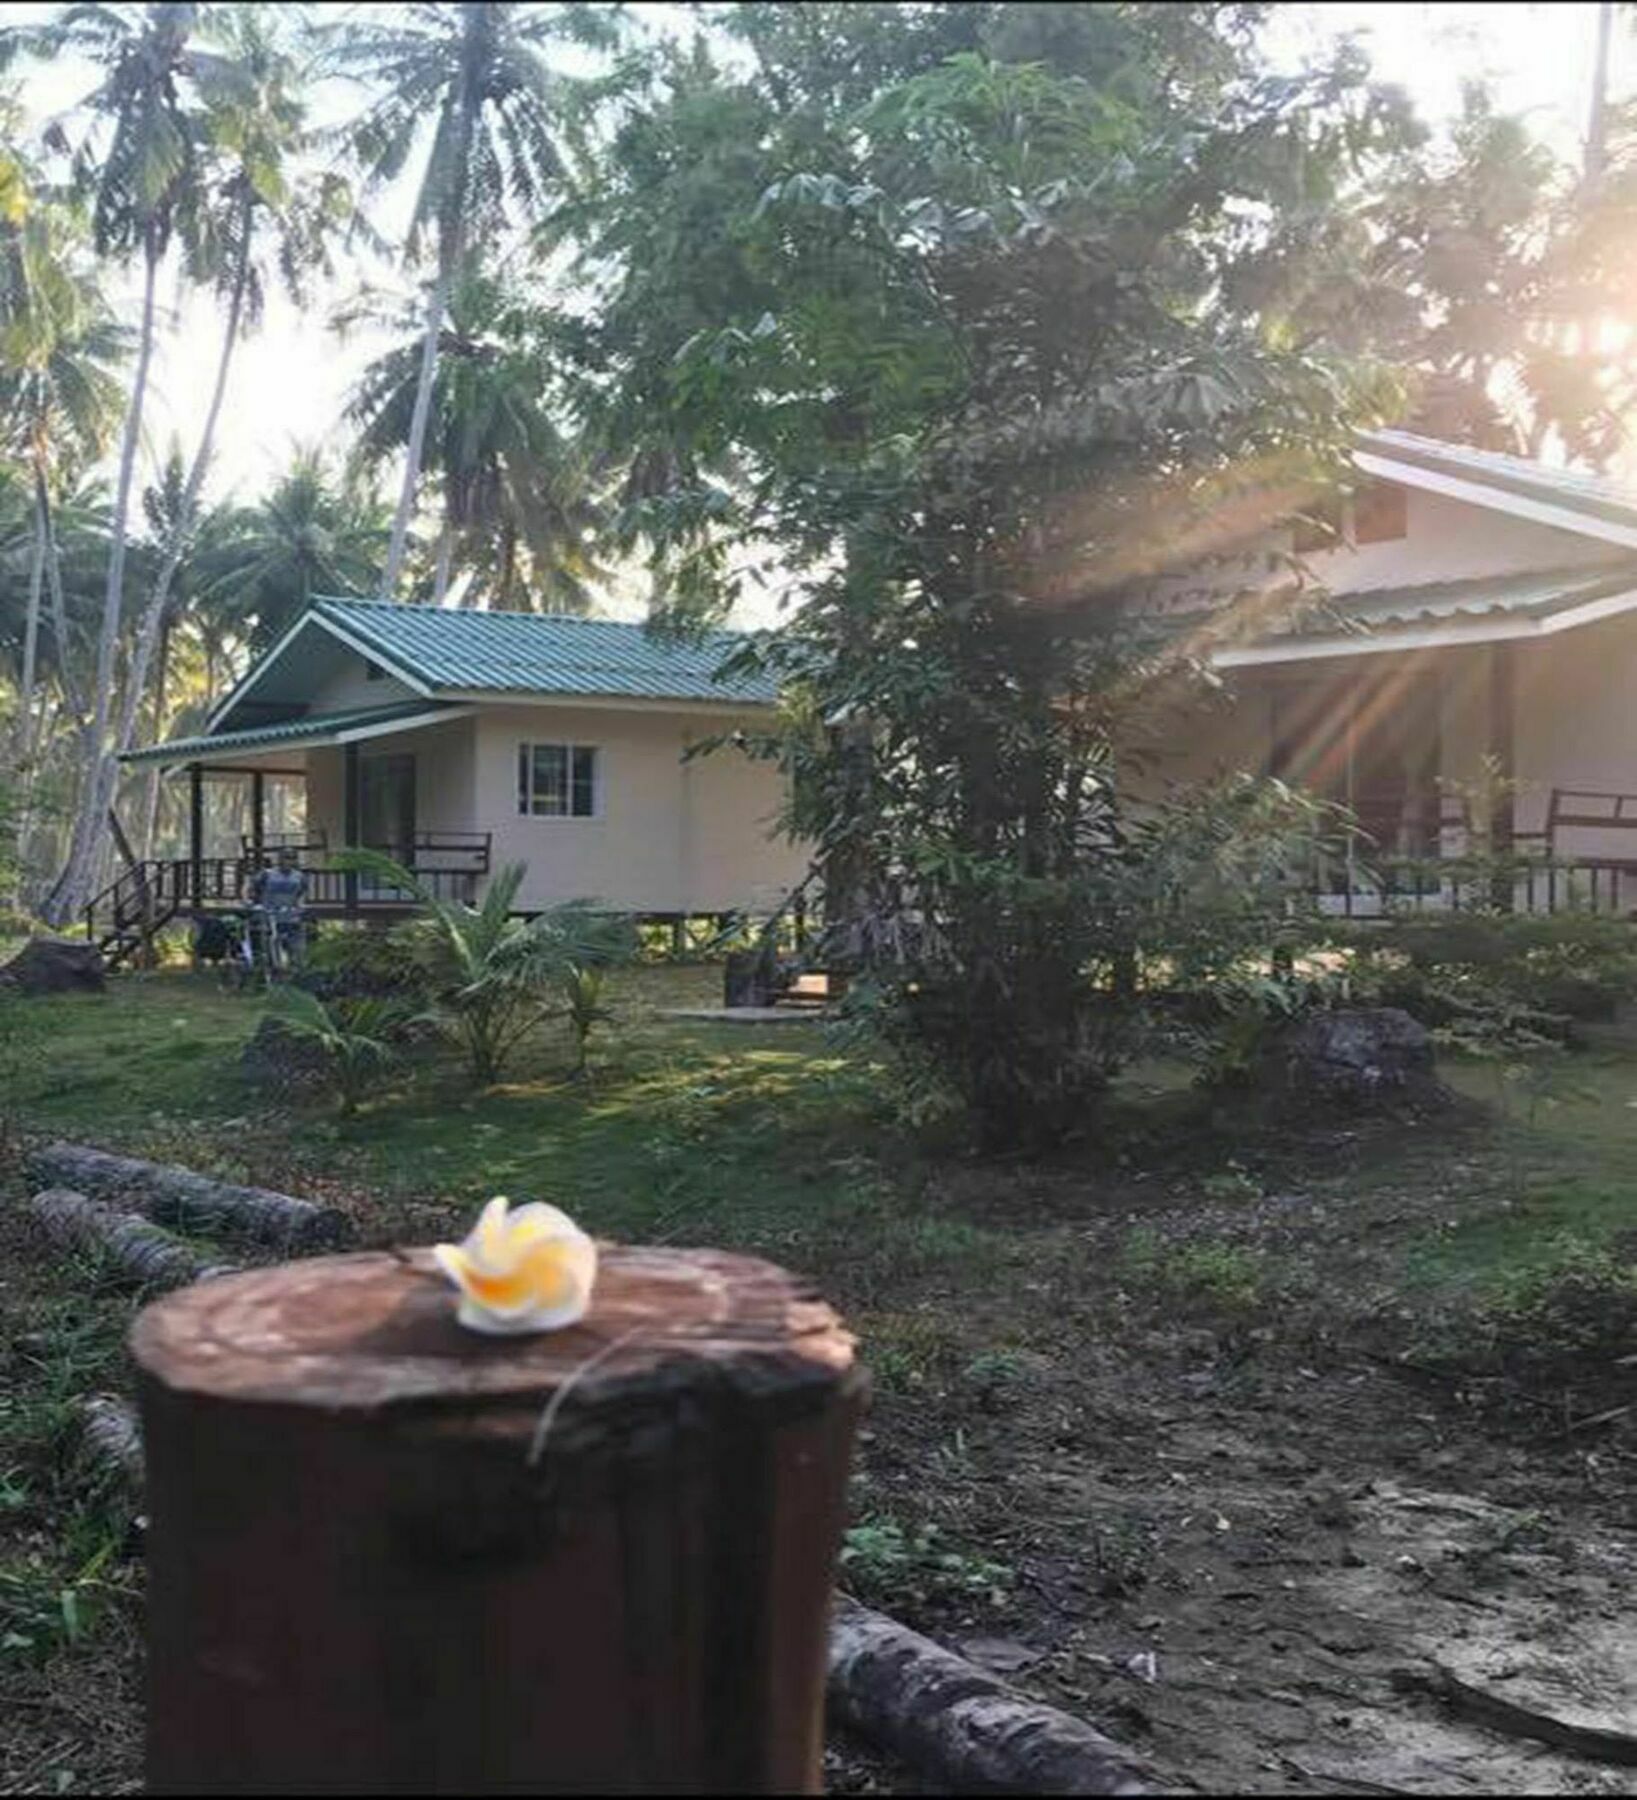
[85,860,184,971]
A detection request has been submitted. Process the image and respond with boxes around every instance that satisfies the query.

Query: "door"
[361,753,417,864]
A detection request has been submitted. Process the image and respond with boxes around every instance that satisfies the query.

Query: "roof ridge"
[313,595,747,637]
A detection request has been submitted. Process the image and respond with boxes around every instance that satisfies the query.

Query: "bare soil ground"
[848,1109,1637,1795]
[2,974,1633,1794]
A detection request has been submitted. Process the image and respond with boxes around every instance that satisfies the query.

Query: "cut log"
[133,1245,864,1795]
[73,1393,145,1493]
[26,1189,240,1291]
[27,1142,352,1252]
[826,1593,1158,1796]
[57,1396,1165,1797]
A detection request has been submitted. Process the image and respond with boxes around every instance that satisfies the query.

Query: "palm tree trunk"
[117,189,253,762]
[8,488,46,908]
[380,253,456,601]
[432,519,455,605]
[41,474,84,727]
[40,234,162,927]
[138,617,172,860]
[1586,1,1615,194]
[14,476,45,768]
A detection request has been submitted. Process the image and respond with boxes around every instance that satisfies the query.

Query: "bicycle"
[221,904,308,991]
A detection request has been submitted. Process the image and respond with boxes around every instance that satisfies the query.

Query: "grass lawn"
[2,964,1635,1794]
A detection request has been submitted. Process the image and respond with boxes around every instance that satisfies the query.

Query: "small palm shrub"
[264,986,402,1117]
[332,852,638,1083]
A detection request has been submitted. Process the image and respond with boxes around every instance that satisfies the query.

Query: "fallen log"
[73,1393,145,1492]
[26,1189,240,1291]
[827,1593,1160,1795]
[27,1142,352,1252]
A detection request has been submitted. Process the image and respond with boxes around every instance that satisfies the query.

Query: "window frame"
[517,741,602,820]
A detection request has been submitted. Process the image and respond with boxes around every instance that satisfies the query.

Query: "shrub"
[298,923,427,1002]
[263,987,405,1116]
[1327,914,1637,1050]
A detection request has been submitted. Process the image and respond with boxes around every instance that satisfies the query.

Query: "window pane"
[571,747,597,817]
[517,745,529,815]
[531,744,568,815]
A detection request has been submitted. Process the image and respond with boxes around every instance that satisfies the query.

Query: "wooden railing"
[87,840,492,952]
[1304,850,1637,918]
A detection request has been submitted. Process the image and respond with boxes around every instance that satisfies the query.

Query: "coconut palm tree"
[12,1,200,924]
[325,3,611,601]
[0,182,126,785]
[346,267,608,610]
[194,449,389,660]
[115,6,353,773]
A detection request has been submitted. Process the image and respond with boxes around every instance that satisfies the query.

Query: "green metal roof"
[313,598,778,704]
[1214,561,1637,663]
[1360,429,1637,534]
[121,701,456,767]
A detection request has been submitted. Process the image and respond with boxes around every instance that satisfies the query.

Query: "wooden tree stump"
[132,1245,864,1796]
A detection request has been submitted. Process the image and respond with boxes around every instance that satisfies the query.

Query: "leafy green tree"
[0,177,125,769]
[345,266,607,609]
[572,5,1404,1148]
[327,2,616,600]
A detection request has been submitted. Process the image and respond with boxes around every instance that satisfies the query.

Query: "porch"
[104,704,489,966]
[1204,571,1637,920]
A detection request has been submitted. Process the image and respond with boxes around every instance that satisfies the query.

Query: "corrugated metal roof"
[1325,562,1637,629]
[121,701,456,766]
[313,598,778,704]
[1360,429,1637,533]
[1211,561,1637,666]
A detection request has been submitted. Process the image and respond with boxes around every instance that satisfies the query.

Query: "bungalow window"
[1352,479,1407,544]
[518,743,599,818]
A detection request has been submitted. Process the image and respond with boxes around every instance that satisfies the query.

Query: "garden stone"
[0,937,106,995]
[1262,1007,1443,1110]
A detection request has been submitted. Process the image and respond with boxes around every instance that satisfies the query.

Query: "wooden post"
[343,741,361,918]
[250,769,266,864]
[187,763,203,913]
[1489,643,1516,911]
[132,1245,864,1795]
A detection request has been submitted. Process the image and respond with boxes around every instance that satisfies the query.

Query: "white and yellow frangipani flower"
[433,1196,597,1335]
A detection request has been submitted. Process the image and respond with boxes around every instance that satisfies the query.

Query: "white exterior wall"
[305,715,477,852]
[1514,617,1637,854]
[1305,487,1624,594]
[474,702,806,913]
[1133,483,1626,624]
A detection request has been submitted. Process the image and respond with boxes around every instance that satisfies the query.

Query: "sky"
[4,1,1630,620]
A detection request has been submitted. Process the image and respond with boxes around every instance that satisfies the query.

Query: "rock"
[238,1015,332,1099]
[1262,1007,1443,1110]
[0,936,106,995]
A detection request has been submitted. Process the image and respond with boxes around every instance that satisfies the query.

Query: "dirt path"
[849,1114,1637,1795]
